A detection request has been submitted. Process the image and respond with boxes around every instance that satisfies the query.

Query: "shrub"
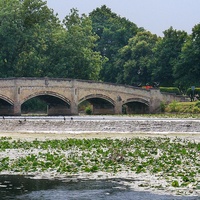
[85,106,92,115]
[159,87,181,95]
[192,106,200,113]
[168,101,179,112]
[195,101,200,108]
[165,101,200,114]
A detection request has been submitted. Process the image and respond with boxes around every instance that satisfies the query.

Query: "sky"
[46,0,200,36]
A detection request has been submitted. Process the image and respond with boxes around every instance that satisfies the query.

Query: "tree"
[173,24,200,90]
[90,5,140,82]
[0,0,60,77]
[0,1,103,80]
[0,0,23,77]
[15,0,60,77]
[51,8,104,80]
[152,27,187,87]
[116,31,158,86]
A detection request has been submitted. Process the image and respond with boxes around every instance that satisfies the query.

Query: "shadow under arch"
[22,91,71,116]
[22,91,71,105]
[123,98,150,114]
[0,95,14,116]
[79,94,115,115]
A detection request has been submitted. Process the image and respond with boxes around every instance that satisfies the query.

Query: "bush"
[85,106,92,115]
[159,87,181,95]
[192,106,200,113]
[168,101,179,112]
[195,101,200,108]
[165,101,200,114]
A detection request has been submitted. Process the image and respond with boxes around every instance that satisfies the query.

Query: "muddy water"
[0,175,198,200]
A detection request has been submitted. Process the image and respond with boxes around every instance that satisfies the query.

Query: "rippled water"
[0,175,199,200]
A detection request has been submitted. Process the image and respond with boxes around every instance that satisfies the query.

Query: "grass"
[164,101,200,114]
[0,136,199,194]
[129,113,200,119]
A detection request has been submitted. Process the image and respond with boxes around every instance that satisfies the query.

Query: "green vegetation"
[85,106,92,115]
[0,1,103,80]
[159,87,181,95]
[164,101,200,114]
[0,1,200,89]
[0,136,199,192]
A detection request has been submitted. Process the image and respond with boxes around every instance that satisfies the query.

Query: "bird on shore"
[64,116,66,121]
[71,117,73,120]
[2,116,5,119]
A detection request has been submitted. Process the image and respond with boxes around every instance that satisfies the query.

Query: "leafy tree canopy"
[116,31,158,86]
[152,27,188,87]
[0,0,103,80]
[173,24,200,90]
[0,1,199,92]
[89,5,141,82]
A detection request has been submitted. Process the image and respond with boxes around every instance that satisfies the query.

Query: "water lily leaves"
[0,136,199,191]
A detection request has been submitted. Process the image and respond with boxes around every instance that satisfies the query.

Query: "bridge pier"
[149,89,162,113]
[70,102,79,115]
[70,85,79,115]
[13,103,21,116]
[12,82,22,116]
[114,100,123,114]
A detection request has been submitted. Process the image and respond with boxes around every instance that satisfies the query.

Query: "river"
[0,175,199,200]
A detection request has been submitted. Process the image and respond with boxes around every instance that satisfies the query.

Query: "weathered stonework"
[0,78,186,115]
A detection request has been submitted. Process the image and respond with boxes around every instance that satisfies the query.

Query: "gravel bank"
[1,118,200,134]
[0,118,200,142]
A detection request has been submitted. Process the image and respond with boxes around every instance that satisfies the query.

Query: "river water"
[0,175,199,200]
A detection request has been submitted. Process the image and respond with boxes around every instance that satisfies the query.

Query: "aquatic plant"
[0,136,199,192]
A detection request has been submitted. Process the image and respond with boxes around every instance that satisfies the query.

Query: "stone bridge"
[0,78,186,115]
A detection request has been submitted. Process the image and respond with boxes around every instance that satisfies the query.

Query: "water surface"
[0,175,198,200]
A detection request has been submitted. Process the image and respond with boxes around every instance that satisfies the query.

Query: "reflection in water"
[0,175,198,200]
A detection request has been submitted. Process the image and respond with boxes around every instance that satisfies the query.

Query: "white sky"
[46,0,200,36]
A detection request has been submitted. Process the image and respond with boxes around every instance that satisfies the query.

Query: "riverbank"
[0,117,200,197]
[1,116,200,134]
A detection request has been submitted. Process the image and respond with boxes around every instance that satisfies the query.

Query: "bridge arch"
[0,95,14,105]
[123,98,150,114]
[123,98,150,106]
[22,91,71,105]
[21,91,71,115]
[79,94,115,115]
[0,95,14,116]
[79,94,115,105]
